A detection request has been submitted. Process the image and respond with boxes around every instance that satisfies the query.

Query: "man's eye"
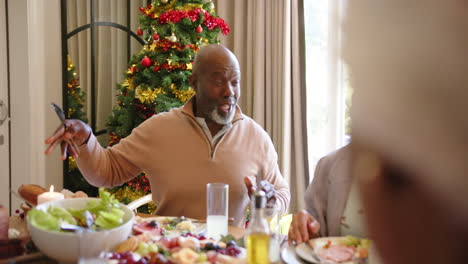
[231,80,239,86]
[215,80,223,85]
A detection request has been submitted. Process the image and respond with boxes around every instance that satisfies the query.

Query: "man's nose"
[223,83,235,97]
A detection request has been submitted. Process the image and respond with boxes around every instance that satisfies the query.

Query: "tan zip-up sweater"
[77,98,290,227]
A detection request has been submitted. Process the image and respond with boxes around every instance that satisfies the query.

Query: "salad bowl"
[27,197,134,264]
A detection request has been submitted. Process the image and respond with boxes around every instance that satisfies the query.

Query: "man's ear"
[188,75,197,91]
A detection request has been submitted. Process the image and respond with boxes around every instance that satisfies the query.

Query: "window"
[303,0,351,178]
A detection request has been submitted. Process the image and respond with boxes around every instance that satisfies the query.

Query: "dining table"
[2,210,376,264]
[1,213,253,264]
[1,211,315,264]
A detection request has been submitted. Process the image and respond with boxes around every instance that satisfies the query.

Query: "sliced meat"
[133,220,164,236]
[316,244,355,263]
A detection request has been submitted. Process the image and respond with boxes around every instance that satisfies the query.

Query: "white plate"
[281,246,306,264]
[295,237,357,264]
[295,243,321,263]
[137,216,206,237]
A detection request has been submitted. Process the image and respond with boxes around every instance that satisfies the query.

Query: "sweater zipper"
[209,119,242,158]
[183,113,241,159]
[182,114,215,158]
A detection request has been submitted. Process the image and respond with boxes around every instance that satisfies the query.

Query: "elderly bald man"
[44,44,290,226]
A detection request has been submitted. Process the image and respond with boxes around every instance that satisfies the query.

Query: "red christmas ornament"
[141,56,152,67]
[136,28,143,36]
[196,25,203,33]
[153,33,160,41]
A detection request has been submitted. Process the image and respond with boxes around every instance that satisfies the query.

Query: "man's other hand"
[244,176,277,207]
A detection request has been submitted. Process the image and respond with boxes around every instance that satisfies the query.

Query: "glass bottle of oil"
[246,190,270,264]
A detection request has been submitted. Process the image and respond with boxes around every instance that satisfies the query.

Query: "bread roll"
[72,191,88,198]
[17,184,47,206]
[0,206,8,240]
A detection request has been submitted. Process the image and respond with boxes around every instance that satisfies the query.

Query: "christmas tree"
[65,55,97,196]
[106,0,229,213]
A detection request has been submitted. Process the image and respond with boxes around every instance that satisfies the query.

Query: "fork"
[51,102,80,156]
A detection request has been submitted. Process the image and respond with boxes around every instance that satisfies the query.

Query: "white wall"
[0,0,10,210]
[9,0,62,211]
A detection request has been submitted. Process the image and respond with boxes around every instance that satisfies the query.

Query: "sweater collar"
[181,96,244,123]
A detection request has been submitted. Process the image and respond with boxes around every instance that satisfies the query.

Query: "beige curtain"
[67,0,145,134]
[67,0,91,120]
[215,0,309,212]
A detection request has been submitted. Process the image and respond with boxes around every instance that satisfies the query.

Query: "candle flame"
[50,185,54,192]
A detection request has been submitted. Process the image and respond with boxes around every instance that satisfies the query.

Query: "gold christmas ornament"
[122,78,135,90]
[179,3,203,11]
[67,55,73,71]
[68,156,77,170]
[135,87,165,104]
[149,43,157,51]
[167,33,177,42]
[161,0,168,3]
[170,85,196,103]
[127,64,137,75]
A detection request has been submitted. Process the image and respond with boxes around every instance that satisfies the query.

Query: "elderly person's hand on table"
[288,210,320,245]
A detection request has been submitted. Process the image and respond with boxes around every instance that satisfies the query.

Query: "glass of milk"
[206,183,229,240]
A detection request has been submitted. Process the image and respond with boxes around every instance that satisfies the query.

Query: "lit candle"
[37,185,65,204]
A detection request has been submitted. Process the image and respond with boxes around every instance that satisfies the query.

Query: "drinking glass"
[265,207,281,263]
[206,183,229,240]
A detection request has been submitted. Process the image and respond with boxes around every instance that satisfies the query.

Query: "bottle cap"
[253,190,266,209]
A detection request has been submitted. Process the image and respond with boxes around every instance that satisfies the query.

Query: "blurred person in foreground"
[343,0,468,264]
[44,44,290,227]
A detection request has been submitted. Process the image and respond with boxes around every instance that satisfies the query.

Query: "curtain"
[66,0,145,134]
[215,0,309,212]
[304,0,349,177]
[67,0,91,122]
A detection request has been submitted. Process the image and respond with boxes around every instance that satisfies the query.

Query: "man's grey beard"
[209,107,235,125]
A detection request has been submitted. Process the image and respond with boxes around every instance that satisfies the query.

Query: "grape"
[218,245,241,257]
[107,251,154,264]
[204,243,221,251]
[226,240,237,247]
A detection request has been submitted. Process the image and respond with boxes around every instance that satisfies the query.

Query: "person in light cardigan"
[288,144,353,244]
[44,44,290,227]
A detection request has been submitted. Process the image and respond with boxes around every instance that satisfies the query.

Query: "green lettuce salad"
[28,188,126,232]
[342,235,371,249]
